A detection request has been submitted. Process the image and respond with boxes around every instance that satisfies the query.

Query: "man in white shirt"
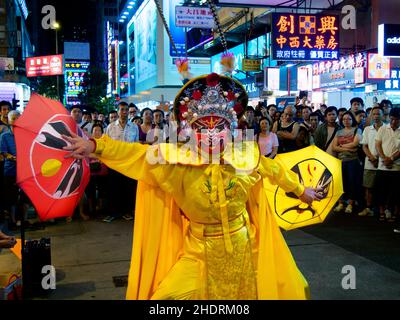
[358,106,384,217]
[104,102,139,223]
[375,108,400,223]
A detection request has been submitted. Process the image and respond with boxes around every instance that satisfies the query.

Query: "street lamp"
[53,22,60,100]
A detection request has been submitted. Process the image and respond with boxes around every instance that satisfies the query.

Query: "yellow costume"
[95,134,310,300]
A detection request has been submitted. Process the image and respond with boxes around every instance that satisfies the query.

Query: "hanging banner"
[175,6,215,29]
[272,13,340,61]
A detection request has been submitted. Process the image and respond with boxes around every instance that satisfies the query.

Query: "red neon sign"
[26,54,64,77]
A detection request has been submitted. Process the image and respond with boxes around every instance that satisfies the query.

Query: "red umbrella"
[14,94,90,221]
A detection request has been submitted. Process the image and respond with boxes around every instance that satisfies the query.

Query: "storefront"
[311,52,369,108]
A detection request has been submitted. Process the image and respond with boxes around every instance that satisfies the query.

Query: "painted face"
[191,116,229,155]
[274,159,334,227]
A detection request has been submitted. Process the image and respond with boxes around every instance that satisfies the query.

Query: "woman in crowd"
[332,111,363,214]
[256,116,279,158]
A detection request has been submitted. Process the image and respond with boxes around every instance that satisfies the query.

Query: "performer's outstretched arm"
[258,155,323,204]
[63,133,158,185]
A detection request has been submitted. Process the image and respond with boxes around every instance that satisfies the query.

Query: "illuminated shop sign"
[175,6,215,29]
[312,52,366,89]
[272,13,340,61]
[367,53,390,79]
[26,55,64,77]
[378,24,400,57]
[377,69,400,90]
[64,61,89,105]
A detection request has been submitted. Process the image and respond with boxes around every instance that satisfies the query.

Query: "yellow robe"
[95,135,309,300]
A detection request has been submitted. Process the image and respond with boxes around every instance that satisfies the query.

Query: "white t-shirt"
[361,125,380,170]
[375,124,400,171]
[257,132,279,156]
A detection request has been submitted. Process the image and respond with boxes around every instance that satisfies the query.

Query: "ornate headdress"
[173,73,248,132]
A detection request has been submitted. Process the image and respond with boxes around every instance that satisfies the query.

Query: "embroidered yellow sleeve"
[258,155,304,197]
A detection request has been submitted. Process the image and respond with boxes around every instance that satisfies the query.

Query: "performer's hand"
[299,187,324,205]
[62,132,95,159]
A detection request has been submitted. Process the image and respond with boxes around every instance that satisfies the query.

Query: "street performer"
[63,73,323,300]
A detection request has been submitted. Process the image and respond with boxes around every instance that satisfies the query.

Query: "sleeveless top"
[277,121,298,153]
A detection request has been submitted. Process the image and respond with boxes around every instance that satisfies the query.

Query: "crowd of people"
[0,96,399,236]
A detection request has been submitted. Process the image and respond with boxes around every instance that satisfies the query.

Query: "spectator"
[128,103,139,121]
[320,104,328,115]
[70,106,83,125]
[256,116,278,158]
[147,109,168,144]
[314,106,340,156]
[332,111,363,214]
[0,101,11,218]
[104,102,139,222]
[272,105,300,153]
[139,108,153,143]
[355,110,367,131]
[98,113,106,122]
[81,110,93,135]
[349,97,364,116]
[337,107,347,125]
[132,116,142,126]
[0,101,11,132]
[375,107,400,222]
[0,111,30,228]
[108,110,118,124]
[267,104,277,122]
[380,99,393,124]
[358,106,384,217]
[86,123,109,217]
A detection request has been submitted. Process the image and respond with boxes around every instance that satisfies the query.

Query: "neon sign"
[272,13,340,61]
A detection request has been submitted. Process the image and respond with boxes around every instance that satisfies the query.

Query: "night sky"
[28,0,95,56]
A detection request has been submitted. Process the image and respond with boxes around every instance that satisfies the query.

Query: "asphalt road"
[1,210,399,300]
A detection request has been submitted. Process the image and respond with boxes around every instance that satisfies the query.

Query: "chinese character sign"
[312,53,366,89]
[378,68,400,90]
[272,13,340,61]
[64,61,89,105]
[26,55,64,77]
[175,6,215,29]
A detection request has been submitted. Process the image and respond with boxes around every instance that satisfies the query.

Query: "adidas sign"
[387,37,400,44]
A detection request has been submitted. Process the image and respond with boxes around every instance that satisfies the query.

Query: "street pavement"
[0,211,399,300]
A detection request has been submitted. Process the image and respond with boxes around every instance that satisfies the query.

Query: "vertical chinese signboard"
[272,13,339,61]
[64,61,89,106]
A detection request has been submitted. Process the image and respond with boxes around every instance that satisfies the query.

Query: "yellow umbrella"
[264,145,343,230]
